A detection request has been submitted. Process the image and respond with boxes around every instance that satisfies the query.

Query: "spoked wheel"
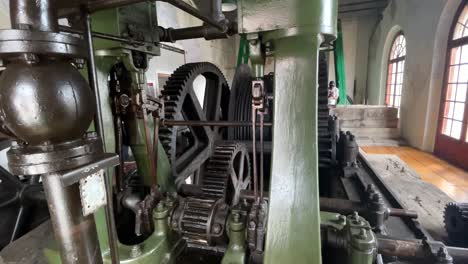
[201,142,251,206]
[159,63,230,185]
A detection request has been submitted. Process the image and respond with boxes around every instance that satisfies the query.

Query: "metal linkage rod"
[82,9,120,264]
[59,25,186,55]
[319,197,418,219]
[160,120,273,127]
[377,237,468,262]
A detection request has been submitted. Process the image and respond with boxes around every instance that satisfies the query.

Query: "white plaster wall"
[342,17,358,100]
[366,0,462,151]
[336,15,379,104]
[147,2,238,95]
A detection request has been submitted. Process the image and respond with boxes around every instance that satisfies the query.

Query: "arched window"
[440,4,468,141]
[435,3,468,170]
[385,33,406,116]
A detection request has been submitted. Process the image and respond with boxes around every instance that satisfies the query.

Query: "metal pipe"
[251,108,258,199]
[161,120,273,127]
[42,174,102,264]
[319,197,418,219]
[60,25,146,46]
[82,9,120,263]
[158,25,229,42]
[376,238,468,262]
[159,0,227,32]
[59,25,186,55]
[10,0,58,31]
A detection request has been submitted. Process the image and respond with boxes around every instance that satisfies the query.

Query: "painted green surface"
[257,1,337,263]
[238,0,337,39]
[222,213,246,264]
[334,20,349,105]
[45,6,174,261]
[264,34,323,264]
[91,2,160,56]
[102,200,182,264]
[320,212,377,264]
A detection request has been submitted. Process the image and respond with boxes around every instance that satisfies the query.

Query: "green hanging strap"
[334,20,348,105]
[237,34,250,66]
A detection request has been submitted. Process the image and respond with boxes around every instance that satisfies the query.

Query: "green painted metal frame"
[44,4,177,263]
[237,0,338,263]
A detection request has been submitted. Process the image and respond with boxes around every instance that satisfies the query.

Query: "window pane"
[396,84,402,95]
[454,23,464,40]
[451,120,463,139]
[452,47,462,65]
[461,45,468,64]
[459,64,468,83]
[395,96,401,107]
[442,118,452,136]
[454,102,465,121]
[391,73,396,84]
[396,73,402,84]
[456,83,467,102]
[448,66,460,83]
[444,101,455,118]
[389,95,394,107]
[446,84,456,101]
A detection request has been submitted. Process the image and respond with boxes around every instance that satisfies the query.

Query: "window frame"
[385,32,406,116]
[438,3,468,142]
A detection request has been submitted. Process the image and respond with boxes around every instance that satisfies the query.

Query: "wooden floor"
[361,146,468,202]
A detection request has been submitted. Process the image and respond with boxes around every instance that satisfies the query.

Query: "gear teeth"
[317,51,334,168]
[444,202,468,246]
[199,142,251,205]
[158,62,229,167]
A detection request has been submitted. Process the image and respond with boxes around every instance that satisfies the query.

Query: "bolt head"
[212,223,222,234]
[232,213,240,222]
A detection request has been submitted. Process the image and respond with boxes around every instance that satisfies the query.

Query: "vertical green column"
[334,20,348,105]
[264,34,323,264]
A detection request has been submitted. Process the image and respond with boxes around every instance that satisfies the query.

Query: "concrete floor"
[362,146,468,202]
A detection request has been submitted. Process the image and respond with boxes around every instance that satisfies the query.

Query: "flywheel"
[159,62,230,185]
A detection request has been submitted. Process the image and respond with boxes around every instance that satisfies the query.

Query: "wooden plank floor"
[361,146,468,202]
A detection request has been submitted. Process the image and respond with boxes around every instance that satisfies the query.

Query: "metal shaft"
[42,174,102,264]
[161,120,273,127]
[319,197,418,219]
[82,9,120,263]
[377,237,468,262]
[10,0,58,31]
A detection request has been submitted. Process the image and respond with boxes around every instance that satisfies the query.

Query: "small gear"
[201,141,251,206]
[444,202,468,246]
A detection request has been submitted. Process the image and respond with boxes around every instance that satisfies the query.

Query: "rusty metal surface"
[6,136,103,176]
[0,29,87,58]
[42,174,102,264]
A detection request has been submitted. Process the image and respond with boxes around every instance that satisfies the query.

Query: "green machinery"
[1,0,468,264]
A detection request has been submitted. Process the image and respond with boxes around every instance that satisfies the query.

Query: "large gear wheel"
[201,141,251,206]
[444,202,468,246]
[159,62,230,184]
